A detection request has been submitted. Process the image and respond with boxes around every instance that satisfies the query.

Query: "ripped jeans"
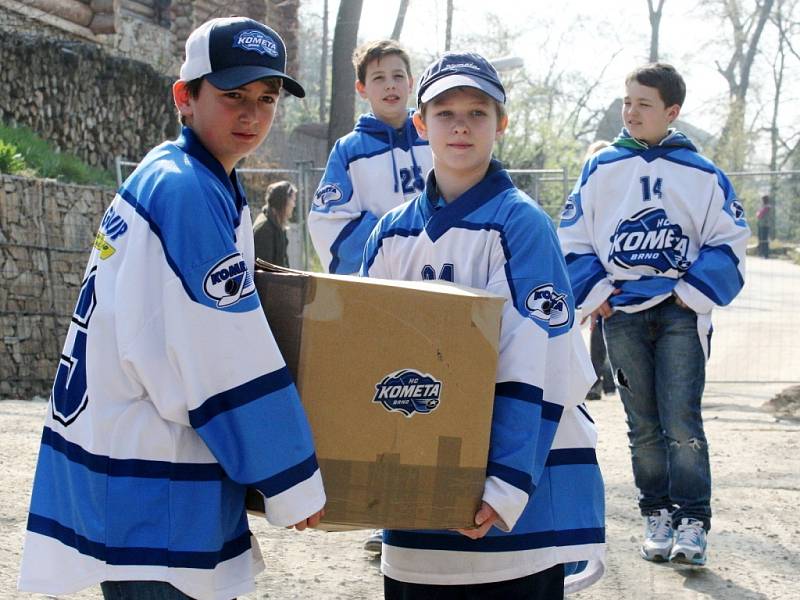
[603,298,711,530]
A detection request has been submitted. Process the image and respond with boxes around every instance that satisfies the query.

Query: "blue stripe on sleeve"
[251,452,319,497]
[495,381,543,404]
[564,253,607,307]
[682,244,744,306]
[545,448,598,466]
[487,460,533,494]
[189,367,294,429]
[329,211,379,274]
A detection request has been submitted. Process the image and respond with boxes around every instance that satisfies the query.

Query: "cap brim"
[419,73,504,105]
[205,65,305,97]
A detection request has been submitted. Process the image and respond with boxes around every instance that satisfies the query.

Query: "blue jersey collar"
[420,159,513,242]
[174,126,248,211]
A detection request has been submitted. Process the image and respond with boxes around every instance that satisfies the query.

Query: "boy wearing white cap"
[362,52,605,599]
[18,17,325,600]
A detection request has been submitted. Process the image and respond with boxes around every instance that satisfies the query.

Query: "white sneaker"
[670,518,707,566]
[639,508,673,562]
[363,529,383,554]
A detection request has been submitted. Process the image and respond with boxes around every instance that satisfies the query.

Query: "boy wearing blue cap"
[18,17,325,600]
[362,52,606,599]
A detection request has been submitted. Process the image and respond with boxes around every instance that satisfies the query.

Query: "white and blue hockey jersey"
[308,110,432,274]
[362,161,605,592]
[558,129,750,358]
[18,127,325,600]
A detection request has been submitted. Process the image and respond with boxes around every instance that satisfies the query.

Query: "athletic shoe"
[585,381,602,401]
[670,518,707,566]
[363,529,383,554]
[639,508,673,562]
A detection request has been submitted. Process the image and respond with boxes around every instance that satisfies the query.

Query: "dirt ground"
[1,257,798,599]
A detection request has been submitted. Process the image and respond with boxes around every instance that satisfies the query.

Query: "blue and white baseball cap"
[417,52,505,106]
[179,17,305,98]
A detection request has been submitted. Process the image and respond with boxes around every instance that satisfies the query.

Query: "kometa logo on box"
[373,369,442,417]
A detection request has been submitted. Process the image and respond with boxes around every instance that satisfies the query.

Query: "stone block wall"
[0,29,178,171]
[1,175,113,400]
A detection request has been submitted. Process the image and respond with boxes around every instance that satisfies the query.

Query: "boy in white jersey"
[308,39,432,275]
[362,52,605,599]
[558,63,749,566]
[18,18,325,600]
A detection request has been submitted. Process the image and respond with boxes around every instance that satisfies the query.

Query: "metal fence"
[115,157,800,384]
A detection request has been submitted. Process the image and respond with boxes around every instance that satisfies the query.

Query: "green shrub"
[0,124,115,186]
[0,139,26,174]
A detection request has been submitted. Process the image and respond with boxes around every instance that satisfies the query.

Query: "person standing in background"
[253,180,297,267]
[756,194,771,259]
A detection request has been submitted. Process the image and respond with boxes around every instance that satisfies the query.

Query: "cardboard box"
[247,265,504,530]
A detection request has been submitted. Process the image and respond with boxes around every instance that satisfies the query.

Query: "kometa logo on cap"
[233,29,279,57]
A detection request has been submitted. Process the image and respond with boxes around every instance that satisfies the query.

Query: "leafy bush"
[0,124,115,186]
[0,139,26,174]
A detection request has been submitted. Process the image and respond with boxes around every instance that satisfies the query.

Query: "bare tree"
[319,0,329,123]
[646,0,667,61]
[445,0,453,51]
[327,0,364,151]
[709,0,775,170]
[391,0,410,40]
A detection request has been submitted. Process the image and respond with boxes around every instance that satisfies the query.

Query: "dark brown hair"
[625,63,686,108]
[352,40,411,85]
[265,180,297,227]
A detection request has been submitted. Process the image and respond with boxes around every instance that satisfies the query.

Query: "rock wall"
[1,174,113,400]
[0,29,178,171]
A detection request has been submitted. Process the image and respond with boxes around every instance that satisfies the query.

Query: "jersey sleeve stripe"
[495,381,542,404]
[487,461,533,494]
[495,383,562,422]
[564,253,607,307]
[250,452,319,497]
[545,448,598,466]
[41,427,225,480]
[329,211,376,274]
[189,367,294,429]
[26,513,251,569]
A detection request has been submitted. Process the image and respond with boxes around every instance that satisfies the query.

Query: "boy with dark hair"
[308,39,432,275]
[558,62,749,566]
[363,51,605,599]
[18,17,325,600]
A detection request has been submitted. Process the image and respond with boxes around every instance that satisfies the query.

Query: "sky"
[306,0,799,157]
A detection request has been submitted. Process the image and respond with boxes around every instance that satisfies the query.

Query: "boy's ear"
[173,80,193,121]
[355,79,368,100]
[412,111,427,140]
[496,114,509,139]
[666,103,681,124]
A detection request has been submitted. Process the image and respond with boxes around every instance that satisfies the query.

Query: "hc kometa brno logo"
[608,207,691,274]
[525,284,570,326]
[233,30,279,57]
[313,183,344,209]
[373,369,442,418]
[203,253,255,308]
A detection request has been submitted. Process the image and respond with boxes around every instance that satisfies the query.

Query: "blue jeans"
[603,298,711,530]
[101,581,197,600]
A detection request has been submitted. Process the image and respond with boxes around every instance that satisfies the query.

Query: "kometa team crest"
[609,207,691,274]
[373,369,442,417]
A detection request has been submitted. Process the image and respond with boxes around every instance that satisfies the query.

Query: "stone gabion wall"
[0,29,178,171]
[1,175,113,400]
